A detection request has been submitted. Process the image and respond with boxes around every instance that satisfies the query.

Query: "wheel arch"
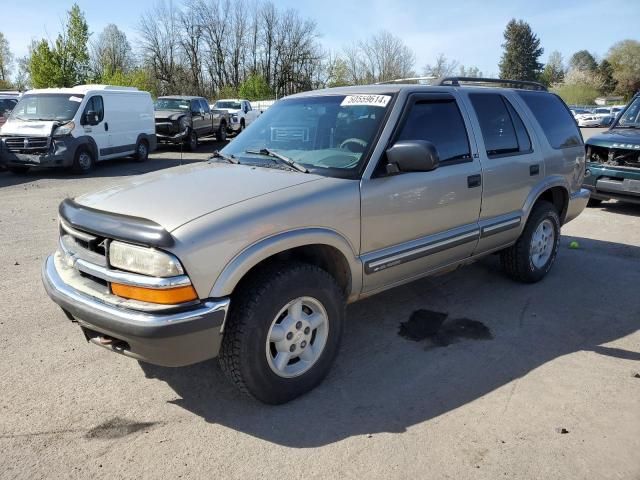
[522,177,570,226]
[209,228,362,302]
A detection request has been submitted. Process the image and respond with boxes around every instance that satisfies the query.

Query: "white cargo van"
[0,85,156,174]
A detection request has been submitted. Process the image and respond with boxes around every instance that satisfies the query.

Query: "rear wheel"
[220,262,345,404]
[72,147,94,174]
[185,130,198,151]
[500,201,560,283]
[134,139,149,162]
[7,165,30,174]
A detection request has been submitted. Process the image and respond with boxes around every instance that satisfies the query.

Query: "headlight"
[109,241,184,277]
[53,121,75,137]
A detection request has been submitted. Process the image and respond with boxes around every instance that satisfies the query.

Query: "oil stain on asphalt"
[399,309,493,346]
[85,417,158,440]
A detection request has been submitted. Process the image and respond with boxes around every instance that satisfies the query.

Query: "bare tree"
[0,32,14,82]
[423,53,458,78]
[344,31,415,84]
[178,0,204,95]
[90,24,132,79]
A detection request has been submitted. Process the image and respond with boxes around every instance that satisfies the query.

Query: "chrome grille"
[3,136,50,153]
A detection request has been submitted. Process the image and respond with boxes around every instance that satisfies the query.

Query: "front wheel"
[185,130,198,151]
[217,123,227,142]
[500,201,560,283]
[71,148,95,174]
[220,262,345,404]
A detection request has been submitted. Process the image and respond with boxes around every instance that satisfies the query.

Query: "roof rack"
[435,77,547,91]
[376,76,436,85]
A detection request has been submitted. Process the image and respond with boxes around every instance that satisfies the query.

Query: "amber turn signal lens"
[111,283,198,304]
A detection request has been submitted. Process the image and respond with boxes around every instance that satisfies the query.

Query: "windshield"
[154,98,190,111]
[221,94,392,178]
[10,94,84,121]
[215,101,242,109]
[616,96,640,127]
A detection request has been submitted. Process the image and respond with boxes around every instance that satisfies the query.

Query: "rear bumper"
[42,255,230,367]
[564,188,590,224]
[583,163,640,204]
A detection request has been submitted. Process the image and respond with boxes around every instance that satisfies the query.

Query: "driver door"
[360,93,483,293]
[81,96,109,159]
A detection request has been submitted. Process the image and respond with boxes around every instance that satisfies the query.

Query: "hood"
[0,118,58,136]
[154,110,186,121]
[75,162,324,231]
[587,128,640,150]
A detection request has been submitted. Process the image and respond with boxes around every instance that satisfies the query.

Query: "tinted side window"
[504,98,531,152]
[84,96,104,122]
[191,100,201,113]
[517,91,581,149]
[396,100,471,163]
[469,94,518,156]
[199,99,210,113]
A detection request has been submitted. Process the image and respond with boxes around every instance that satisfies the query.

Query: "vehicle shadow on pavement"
[140,235,640,448]
[0,138,226,189]
[599,201,640,218]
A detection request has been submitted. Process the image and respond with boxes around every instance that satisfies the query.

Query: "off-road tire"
[500,201,561,283]
[219,262,345,404]
[217,122,227,142]
[185,130,198,151]
[134,139,149,162]
[71,147,95,174]
[7,165,30,174]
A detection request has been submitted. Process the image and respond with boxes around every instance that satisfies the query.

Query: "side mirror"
[83,110,99,125]
[385,140,439,174]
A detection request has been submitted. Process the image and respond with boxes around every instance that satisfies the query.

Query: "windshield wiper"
[211,150,240,164]
[244,148,308,173]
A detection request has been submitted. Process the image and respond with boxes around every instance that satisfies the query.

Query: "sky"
[2,0,639,78]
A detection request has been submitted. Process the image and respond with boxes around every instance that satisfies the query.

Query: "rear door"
[360,93,483,293]
[462,91,542,253]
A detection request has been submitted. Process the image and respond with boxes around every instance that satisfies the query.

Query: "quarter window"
[396,100,471,163]
[517,91,581,149]
[470,93,531,156]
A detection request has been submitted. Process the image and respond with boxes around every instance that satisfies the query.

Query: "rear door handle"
[104,122,109,131]
[530,164,540,176]
[467,174,481,188]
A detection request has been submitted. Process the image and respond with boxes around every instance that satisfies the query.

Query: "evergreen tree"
[29,40,60,88]
[569,50,598,72]
[498,19,543,81]
[597,59,617,95]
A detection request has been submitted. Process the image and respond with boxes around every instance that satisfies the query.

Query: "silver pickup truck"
[43,78,590,404]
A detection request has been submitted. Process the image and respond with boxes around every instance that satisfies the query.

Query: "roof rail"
[376,76,436,85]
[435,77,547,91]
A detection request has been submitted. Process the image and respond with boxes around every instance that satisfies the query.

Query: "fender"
[71,135,99,163]
[135,132,157,153]
[521,174,570,227]
[209,228,363,301]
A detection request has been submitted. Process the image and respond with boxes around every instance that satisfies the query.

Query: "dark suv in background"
[584,92,640,206]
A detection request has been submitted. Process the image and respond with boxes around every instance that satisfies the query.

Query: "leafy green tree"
[238,74,273,100]
[498,19,543,81]
[27,4,90,88]
[569,50,598,72]
[597,59,617,95]
[540,50,564,87]
[0,32,13,83]
[29,40,60,88]
[607,40,640,99]
[552,83,600,105]
[327,58,350,87]
[101,67,158,97]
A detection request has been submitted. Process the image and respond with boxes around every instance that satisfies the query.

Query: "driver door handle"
[104,122,109,131]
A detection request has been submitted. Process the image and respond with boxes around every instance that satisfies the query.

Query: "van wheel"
[72,148,94,174]
[134,139,149,162]
[7,165,30,174]
[186,130,198,151]
[500,201,560,283]
[220,262,345,404]
[217,123,227,142]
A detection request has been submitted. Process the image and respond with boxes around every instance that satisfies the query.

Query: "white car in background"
[577,115,601,127]
[211,99,260,134]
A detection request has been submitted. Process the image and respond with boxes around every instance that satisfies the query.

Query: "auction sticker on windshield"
[341,94,391,108]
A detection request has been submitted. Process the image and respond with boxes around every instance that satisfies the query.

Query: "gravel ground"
[0,132,638,479]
